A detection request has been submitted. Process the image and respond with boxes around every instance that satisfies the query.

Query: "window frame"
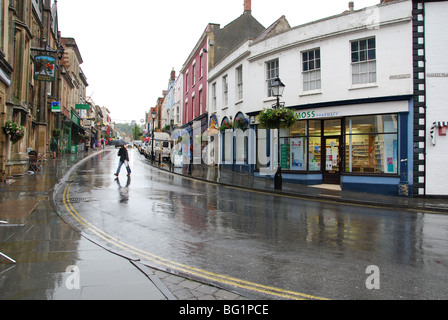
[236,65,243,101]
[351,37,377,85]
[302,48,322,92]
[266,59,279,97]
[211,82,217,113]
[222,75,229,107]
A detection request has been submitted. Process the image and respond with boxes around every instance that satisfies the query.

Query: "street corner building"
[198,0,448,198]
[1,0,110,182]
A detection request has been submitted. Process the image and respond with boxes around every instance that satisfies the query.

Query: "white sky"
[57,0,380,123]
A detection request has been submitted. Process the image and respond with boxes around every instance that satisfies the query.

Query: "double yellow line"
[62,182,327,300]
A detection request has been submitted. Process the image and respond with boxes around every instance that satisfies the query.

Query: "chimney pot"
[244,0,251,13]
[348,1,354,11]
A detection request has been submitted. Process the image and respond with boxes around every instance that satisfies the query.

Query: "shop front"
[220,113,250,173]
[253,97,413,196]
[61,111,85,154]
[179,113,208,165]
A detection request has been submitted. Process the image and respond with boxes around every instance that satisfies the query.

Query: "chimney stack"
[348,1,354,11]
[244,0,251,13]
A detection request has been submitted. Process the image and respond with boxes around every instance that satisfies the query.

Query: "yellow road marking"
[62,182,328,300]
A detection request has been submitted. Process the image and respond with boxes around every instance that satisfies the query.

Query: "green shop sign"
[75,104,90,110]
[296,110,340,119]
[71,110,80,126]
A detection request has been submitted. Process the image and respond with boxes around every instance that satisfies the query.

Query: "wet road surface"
[54,149,448,300]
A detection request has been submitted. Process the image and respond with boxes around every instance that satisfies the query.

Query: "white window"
[192,95,195,119]
[236,66,243,101]
[211,83,217,112]
[199,89,203,114]
[192,61,196,86]
[266,59,279,97]
[222,75,228,107]
[351,37,376,85]
[200,54,204,78]
[302,48,321,91]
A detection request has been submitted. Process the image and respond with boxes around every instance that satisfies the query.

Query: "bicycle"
[28,151,47,173]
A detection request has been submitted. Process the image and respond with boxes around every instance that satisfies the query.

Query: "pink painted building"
[182,36,208,126]
[180,0,265,136]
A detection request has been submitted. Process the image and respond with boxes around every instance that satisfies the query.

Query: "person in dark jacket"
[115,145,131,176]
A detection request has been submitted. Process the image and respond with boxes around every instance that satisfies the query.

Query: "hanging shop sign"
[71,110,80,126]
[51,102,61,113]
[75,104,90,110]
[34,55,56,82]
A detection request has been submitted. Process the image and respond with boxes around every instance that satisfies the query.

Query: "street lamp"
[270,77,286,190]
[271,77,286,99]
[151,109,157,161]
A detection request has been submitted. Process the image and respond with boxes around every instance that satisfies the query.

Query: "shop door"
[323,137,342,184]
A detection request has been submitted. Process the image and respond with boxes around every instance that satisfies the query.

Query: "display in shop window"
[290,138,304,170]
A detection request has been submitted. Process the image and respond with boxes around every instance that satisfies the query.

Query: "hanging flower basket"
[257,107,299,129]
[4,121,25,144]
[234,116,249,132]
[219,121,233,132]
[53,128,62,138]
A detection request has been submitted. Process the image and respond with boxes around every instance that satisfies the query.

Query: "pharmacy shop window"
[345,115,398,174]
[279,120,322,172]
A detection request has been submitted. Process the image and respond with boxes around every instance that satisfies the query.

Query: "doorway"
[323,136,342,184]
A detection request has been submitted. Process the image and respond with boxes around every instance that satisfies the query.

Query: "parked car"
[137,142,145,154]
[142,142,151,157]
[133,141,141,152]
[143,132,172,161]
[154,139,172,161]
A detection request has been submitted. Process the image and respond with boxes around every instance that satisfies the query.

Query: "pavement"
[158,158,448,215]
[1,147,447,301]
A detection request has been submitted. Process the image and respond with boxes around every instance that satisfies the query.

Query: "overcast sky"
[57,0,380,123]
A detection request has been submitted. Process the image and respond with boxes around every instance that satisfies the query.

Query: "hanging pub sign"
[34,55,56,82]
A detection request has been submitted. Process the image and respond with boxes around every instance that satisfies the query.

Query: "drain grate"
[68,197,89,203]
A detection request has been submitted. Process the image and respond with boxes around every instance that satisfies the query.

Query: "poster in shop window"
[281,143,289,169]
[290,138,304,170]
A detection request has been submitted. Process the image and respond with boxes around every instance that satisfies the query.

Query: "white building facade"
[173,73,183,127]
[209,0,421,196]
[415,0,448,196]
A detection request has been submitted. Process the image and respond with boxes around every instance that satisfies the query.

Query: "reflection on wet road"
[55,149,448,300]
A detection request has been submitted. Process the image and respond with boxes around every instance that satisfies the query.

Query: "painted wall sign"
[295,100,409,120]
[427,73,448,77]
